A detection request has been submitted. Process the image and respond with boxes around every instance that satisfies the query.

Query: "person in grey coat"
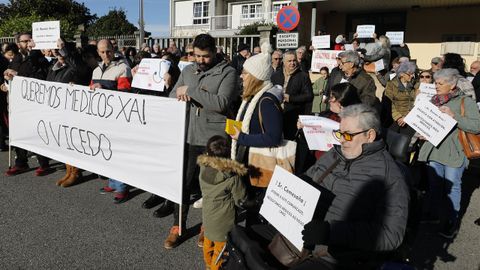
[292,104,409,270]
[163,33,238,249]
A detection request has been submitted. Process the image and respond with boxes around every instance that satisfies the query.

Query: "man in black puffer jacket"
[293,104,409,270]
[271,50,313,140]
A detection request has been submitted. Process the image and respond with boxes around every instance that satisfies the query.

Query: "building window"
[193,1,209,25]
[272,2,290,19]
[241,4,263,19]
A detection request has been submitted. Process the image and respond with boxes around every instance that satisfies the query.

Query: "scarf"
[231,82,274,160]
[430,89,459,106]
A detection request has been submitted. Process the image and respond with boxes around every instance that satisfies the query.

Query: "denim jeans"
[426,158,466,220]
[108,179,127,193]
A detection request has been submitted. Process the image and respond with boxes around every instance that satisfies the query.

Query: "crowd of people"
[1,31,480,270]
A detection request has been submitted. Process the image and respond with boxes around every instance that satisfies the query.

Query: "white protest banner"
[178,61,193,72]
[311,50,343,72]
[375,59,385,72]
[404,100,457,147]
[32,21,60,50]
[414,83,436,105]
[386,31,404,45]
[132,58,171,91]
[276,33,299,49]
[389,73,397,80]
[9,76,186,204]
[299,115,340,151]
[311,35,330,49]
[260,166,321,250]
[356,25,375,38]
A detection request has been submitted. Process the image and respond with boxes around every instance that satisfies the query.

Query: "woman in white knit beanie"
[230,42,284,226]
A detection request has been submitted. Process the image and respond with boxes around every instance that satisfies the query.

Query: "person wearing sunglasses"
[418,70,433,84]
[294,104,409,270]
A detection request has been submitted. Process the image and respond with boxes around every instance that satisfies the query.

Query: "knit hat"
[335,35,345,44]
[242,42,272,81]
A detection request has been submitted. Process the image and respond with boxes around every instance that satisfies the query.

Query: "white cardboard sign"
[311,35,330,49]
[299,115,340,151]
[375,59,385,72]
[356,25,375,38]
[9,76,186,204]
[414,83,436,105]
[386,31,404,45]
[32,21,60,50]
[311,50,343,72]
[404,100,457,147]
[276,33,299,49]
[132,58,171,91]
[260,166,321,251]
[344,44,354,51]
[178,61,193,72]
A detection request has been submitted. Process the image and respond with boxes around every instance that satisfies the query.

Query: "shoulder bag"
[458,97,480,159]
[248,97,297,187]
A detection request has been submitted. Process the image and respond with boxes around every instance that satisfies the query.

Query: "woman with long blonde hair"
[230,42,283,226]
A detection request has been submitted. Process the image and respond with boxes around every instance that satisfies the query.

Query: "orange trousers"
[203,236,226,270]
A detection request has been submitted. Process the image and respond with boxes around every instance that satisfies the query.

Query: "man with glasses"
[328,50,377,107]
[4,32,51,176]
[293,104,409,270]
[271,49,283,73]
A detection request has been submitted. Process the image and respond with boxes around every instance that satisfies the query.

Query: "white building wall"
[174,1,194,26]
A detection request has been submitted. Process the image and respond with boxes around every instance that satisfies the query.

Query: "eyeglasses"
[333,129,369,141]
[19,40,30,43]
[187,52,194,56]
[419,75,432,79]
[431,62,439,65]
[340,60,351,65]
[273,57,282,60]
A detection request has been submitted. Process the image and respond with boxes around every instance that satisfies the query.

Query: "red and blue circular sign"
[276,6,300,32]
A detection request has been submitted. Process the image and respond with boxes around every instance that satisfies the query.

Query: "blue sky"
[0,0,170,37]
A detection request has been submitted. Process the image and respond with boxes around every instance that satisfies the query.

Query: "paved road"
[0,151,479,269]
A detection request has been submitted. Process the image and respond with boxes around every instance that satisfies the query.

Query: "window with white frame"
[241,4,263,19]
[272,1,291,19]
[193,1,209,25]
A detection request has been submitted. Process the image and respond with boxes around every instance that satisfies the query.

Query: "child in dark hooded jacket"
[198,135,247,270]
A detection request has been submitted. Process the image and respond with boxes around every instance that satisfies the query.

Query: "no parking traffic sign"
[276,6,300,32]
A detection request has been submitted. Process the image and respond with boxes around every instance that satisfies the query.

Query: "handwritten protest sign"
[311,50,343,72]
[299,115,340,151]
[32,21,60,50]
[375,59,385,72]
[132,58,171,91]
[260,166,321,250]
[311,35,330,49]
[415,83,437,105]
[344,44,354,51]
[9,76,186,204]
[356,25,375,38]
[386,31,404,45]
[404,100,457,147]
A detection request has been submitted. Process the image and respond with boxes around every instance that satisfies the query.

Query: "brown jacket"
[385,78,416,121]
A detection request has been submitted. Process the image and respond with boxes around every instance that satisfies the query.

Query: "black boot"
[153,200,174,218]
[142,194,165,209]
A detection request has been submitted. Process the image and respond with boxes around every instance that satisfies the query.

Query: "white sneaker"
[193,198,203,209]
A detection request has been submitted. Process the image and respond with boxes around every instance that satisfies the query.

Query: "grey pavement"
[1,150,479,270]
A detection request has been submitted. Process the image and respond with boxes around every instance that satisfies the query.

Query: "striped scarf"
[430,90,459,106]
